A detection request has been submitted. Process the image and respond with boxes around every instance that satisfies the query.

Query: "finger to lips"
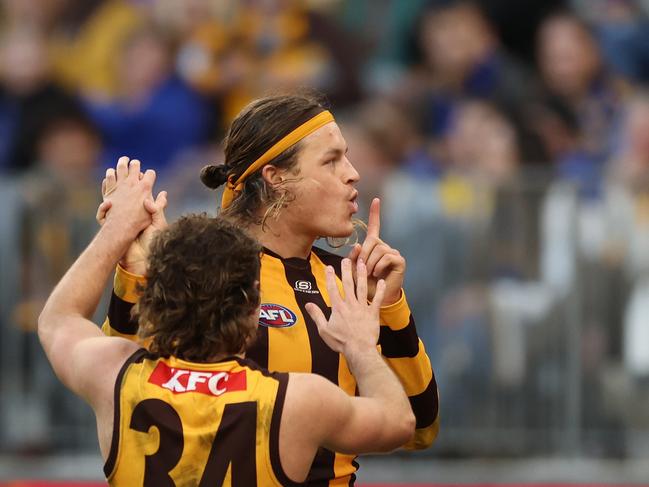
[367,198,381,238]
[359,198,382,263]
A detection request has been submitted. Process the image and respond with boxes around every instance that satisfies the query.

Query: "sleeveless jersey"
[104,350,298,487]
[103,246,440,486]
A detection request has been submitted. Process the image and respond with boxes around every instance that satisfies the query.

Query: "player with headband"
[99,92,439,485]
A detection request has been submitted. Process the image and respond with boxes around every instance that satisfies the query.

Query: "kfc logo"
[148,362,246,396]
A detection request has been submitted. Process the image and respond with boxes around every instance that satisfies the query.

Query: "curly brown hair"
[135,214,262,362]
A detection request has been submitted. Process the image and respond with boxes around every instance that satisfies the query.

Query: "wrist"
[98,222,136,250]
[381,288,403,307]
[118,257,147,275]
[343,344,381,371]
[101,220,139,244]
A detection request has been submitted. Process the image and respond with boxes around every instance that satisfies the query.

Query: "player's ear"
[261,165,285,187]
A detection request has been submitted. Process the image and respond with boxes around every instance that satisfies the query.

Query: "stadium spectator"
[10,112,102,450]
[172,0,355,127]
[403,0,534,142]
[82,24,213,174]
[16,111,102,333]
[572,0,649,84]
[0,27,81,174]
[536,11,627,164]
[50,0,146,99]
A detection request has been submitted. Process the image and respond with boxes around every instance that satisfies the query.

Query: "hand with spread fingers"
[348,198,405,306]
[305,258,386,356]
[96,156,168,274]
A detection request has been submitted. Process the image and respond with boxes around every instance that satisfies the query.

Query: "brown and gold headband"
[221,110,335,208]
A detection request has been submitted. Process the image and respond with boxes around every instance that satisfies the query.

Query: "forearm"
[102,264,145,338]
[345,347,413,423]
[39,224,132,347]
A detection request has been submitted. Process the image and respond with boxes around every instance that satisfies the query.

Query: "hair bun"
[200,164,229,189]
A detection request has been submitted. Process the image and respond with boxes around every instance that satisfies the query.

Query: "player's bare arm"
[38,159,160,455]
[280,258,415,481]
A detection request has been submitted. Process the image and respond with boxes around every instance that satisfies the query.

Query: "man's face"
[538,17,601,98]
[420,4,490,79]
[280,122,360,240]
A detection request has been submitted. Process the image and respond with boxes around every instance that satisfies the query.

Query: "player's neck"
[201,352,246,363]
[247,220,315,260]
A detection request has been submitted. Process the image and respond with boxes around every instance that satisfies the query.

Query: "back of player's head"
[136,214,261,361]
[200,90,328,226]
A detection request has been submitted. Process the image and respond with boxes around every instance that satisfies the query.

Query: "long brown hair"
[200,91,328,227]
[135,214,261,362]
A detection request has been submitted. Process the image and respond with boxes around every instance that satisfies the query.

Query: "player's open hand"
[348,198,405,306]
[98,156,156,241]
[305,258,385,356]
[96,156,168,274]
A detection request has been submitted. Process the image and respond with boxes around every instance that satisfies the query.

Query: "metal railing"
[1,168,647,459]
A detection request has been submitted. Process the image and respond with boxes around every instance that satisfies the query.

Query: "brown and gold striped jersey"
[103,246,440,486]
[104,350,298,487]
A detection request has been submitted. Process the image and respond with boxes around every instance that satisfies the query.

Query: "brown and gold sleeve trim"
[103,348,149,478]
[107,292,139,336]
[409,375,439,430]
[269,373,303,486]
[378,316,419,358]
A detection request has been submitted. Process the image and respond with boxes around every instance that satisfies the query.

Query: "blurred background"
[1,0,649,484]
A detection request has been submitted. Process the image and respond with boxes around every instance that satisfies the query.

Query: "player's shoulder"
[284,373,349,435]
[236,357,289,384]
[285,373,335,410]
[287,371,330,389]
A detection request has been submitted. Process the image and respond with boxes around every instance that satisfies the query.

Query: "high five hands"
[306,258,386,355]
[348,198,405,306]
[96,156,168,275]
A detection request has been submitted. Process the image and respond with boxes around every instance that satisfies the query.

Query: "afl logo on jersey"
[259,303,298,328]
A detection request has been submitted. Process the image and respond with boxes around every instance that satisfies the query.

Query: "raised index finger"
[367,197,381,238]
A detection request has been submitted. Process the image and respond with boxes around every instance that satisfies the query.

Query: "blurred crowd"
[2,0,649,457]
